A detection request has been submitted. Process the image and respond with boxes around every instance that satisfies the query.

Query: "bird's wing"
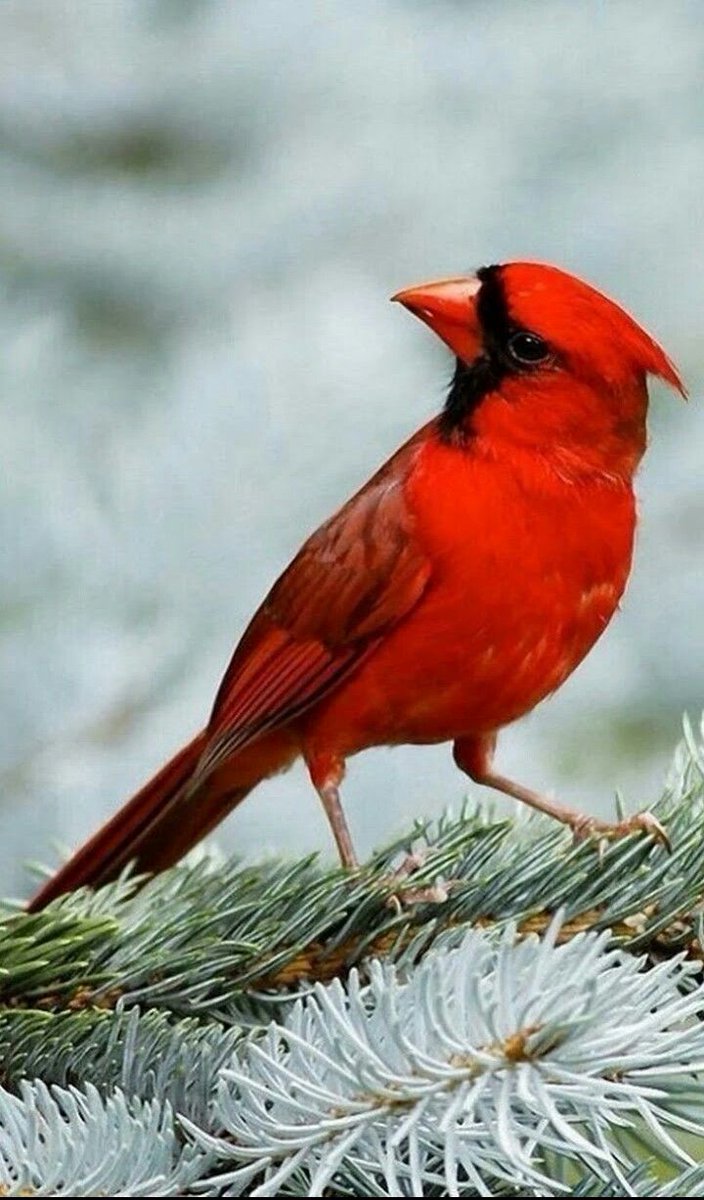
[195,437,432,780]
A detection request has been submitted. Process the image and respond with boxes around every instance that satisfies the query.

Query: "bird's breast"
[302,436,637,755]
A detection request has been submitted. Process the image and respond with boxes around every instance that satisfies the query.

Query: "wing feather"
[194,432,432,782]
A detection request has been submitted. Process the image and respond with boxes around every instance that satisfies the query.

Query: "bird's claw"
[384,883,450,912]
[381,849,449,910]
[392,849,428,881]
[569,810,671,854]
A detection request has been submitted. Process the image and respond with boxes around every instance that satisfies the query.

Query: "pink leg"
[306,750,447,904]
[306,752,358,868]
[453,734,669,848]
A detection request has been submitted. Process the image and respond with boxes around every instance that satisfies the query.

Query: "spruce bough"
[2,716,704,1196]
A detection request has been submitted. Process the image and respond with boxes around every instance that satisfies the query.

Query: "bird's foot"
[381,850,449,912]
[568,809,670,854]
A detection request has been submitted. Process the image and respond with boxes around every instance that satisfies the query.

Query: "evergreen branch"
[0,1006,240,1126]
[1,718,703,1022]
[0,720,703,1196]
[0,912,119,1005]
[184,920,704,1198]
[0,1080,206,1196]
[281,1160,704,1198]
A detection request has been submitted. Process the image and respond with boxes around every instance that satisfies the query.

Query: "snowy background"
[1,0,702,898]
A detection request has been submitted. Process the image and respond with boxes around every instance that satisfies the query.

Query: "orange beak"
[391,276,483,364]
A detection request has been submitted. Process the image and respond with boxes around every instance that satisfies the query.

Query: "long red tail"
[27,729,278,911]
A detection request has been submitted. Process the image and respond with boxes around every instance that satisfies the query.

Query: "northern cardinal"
[28,261,684,911]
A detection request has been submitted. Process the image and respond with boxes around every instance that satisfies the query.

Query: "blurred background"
[1,0,702,899]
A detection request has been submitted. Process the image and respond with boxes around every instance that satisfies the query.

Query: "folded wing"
[194,437,432,781]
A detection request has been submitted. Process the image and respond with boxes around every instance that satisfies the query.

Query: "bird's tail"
[27,729,292,911]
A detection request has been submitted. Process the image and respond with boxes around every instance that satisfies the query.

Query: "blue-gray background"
[1,1,702,899]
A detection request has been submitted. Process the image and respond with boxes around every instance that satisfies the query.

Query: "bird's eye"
[506,330,551,366]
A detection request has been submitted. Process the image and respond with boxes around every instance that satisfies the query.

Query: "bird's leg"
[306,752,446,905]
[307,754,359,869]
[453,734,669,849]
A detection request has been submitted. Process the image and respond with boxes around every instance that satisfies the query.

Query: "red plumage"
[28,261,684,910]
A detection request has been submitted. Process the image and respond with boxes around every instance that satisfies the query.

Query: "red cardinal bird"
[28,261,684,910]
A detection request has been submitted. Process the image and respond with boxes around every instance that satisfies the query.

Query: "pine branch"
[0,1007,240,1126]
[1,719,704,1195]
[183,919,704,1197]
[0,911,119,1006]
[2,931,704,1196]
[2,717,704,1020]
[0,1080,206,1196]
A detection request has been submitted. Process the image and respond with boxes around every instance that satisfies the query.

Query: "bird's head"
[393,261,684,478]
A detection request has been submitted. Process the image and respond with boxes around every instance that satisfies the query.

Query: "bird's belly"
[303,545,629,755]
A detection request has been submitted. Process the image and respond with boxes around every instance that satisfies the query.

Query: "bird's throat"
[439,355,506,442]
[439,267,513,442]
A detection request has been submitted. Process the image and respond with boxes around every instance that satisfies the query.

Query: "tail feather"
[28,730,251,911]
